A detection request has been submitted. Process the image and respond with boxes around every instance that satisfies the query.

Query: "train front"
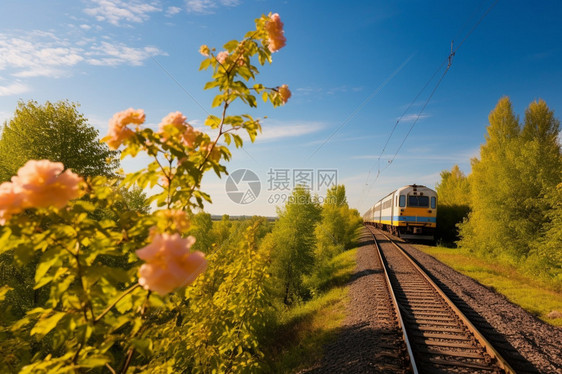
[395,184,437,240]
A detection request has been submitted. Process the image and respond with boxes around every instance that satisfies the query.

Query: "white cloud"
[0,33,84,78]
[0,82,30,96]
[84,0,161,26]
[399,113,431,122]
[86,41,163,66]
[259,121,324,142]
[166,6,182,16]
[185,0,240,14]
[0,31,165,83]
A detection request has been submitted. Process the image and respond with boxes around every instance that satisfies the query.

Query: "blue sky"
[1,0,561,216]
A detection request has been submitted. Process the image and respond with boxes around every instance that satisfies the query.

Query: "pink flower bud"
[199,45,210,57]
[278,84,291,104]
[216,51,229,64]
[266,13,286,52]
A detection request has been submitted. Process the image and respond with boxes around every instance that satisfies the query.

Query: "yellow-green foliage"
[311,185,362,293]
[416,245,562,326]
[267,248,357,373]
[266,187,322,305]
[458,98,562,268]
[0,13,289,373]
[147,221,274,373]
[0,100,119,181]
[436,165,470,206]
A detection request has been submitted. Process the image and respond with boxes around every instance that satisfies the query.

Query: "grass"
[415,245,562,327]
[266,248,357,373]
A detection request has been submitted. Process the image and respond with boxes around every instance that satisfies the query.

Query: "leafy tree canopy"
[459,97,561,261]
[436,165,470,206]
[0,100,119,181]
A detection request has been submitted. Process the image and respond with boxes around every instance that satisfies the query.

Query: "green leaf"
[0,285,12,302]
[205,115,221,129]
[35,250,60,284]
[79,355,110,369]
[30,311,66,338]
[212,95,224,108]
[115,293,133,314]
[199,58,211,71]
[223,133,232,145]
[0,227,12,253]
[247,95,257,108]
[131,338,153,357]
[204,80,219,90]
[223,39,239,51]
[232,134,243,148]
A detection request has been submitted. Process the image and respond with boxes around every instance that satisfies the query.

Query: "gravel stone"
[299,227,562,373]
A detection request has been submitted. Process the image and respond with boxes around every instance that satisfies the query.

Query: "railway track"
[367,226,515,374]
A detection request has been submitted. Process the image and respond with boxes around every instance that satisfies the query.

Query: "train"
[363,184,437,240]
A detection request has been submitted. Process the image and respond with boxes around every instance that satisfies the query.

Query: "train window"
[399,195,405,207]
[408,195,429,207]
[431,196,436,209]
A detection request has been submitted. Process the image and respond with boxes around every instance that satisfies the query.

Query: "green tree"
[310,185,362,292]
[458,97,524,259]
[538,183,562,284]
[267,187,321,305]
[518,100,562,229]
[188,212,217,253]
[435,165,471,244]
[325,184,348,207]
[0,100,119,181]
[212,214,233,246]
[459,97,561,263]
[435,165,470,206]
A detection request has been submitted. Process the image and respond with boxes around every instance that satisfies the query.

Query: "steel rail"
[368,226,418,373]
[377,228,516,374]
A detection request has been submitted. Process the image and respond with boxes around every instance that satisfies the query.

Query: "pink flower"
[266,13,286,52]
[136,232,207,295]
[278,84,291,104]
[216,51,229,64]
[11,160,83,209]
[181,125,199,148]
[158,111,187,133]
[0,182,24,225]
[110,108,145,128]
[103,108,145,150]
[104,125,134,150]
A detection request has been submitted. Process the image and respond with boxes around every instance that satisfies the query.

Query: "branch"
[94,283,141,324]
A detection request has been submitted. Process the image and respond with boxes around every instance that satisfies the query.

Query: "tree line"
[436,97,561,289]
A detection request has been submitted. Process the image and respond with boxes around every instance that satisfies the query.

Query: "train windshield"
[408,195,429,207]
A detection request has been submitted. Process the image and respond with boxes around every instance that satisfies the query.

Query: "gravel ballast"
[300,227,562,373]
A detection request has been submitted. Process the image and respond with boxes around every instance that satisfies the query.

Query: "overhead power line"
[360,0,499,206]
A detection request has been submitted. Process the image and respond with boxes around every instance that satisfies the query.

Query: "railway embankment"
[300,226,562,373]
